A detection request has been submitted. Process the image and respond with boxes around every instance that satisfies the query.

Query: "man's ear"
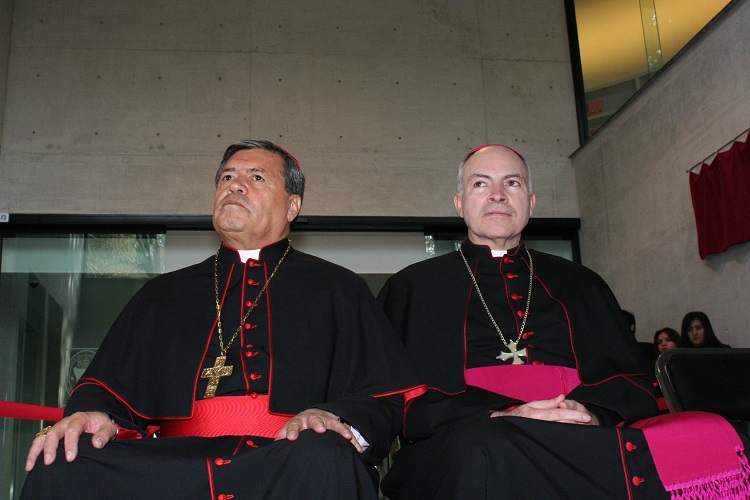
[454,193,464,218]
[529,192,536,217]
[287,195,302,222]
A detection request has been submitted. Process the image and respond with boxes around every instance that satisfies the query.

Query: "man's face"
[212,149,301,249]
[454,146,535,250]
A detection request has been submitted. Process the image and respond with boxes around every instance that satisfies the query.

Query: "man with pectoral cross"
[377,144,750,498]
[23,140,422,499]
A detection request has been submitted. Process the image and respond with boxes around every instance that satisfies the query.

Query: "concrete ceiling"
[575,0,731,90]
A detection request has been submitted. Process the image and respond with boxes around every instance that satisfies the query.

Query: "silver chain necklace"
[459,245,534,364]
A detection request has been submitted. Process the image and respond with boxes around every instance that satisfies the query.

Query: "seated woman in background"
[680,311,731,348]
[653,327,680,354]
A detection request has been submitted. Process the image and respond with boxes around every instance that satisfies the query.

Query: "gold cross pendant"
[201,355,234,398]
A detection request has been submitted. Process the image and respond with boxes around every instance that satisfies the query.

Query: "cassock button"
[503,257,514,264]
[218,495,235,500]
[246,439,258,448]
[632,476,645,486]
[245,301,254,308]
[626,442,637,452]
[248,261,260,268]
[506,273,519,279]
[246,278,259,285]
[244,323,257,330]
[215,458,232,466]
[245,351,259,358]
[517,310,526,318]
[522,331,534,340]
[511,293,523,300]
[250,373,262,380]
[250,392,258,398]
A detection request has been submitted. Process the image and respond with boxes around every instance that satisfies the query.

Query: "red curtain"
[689,139,750,259]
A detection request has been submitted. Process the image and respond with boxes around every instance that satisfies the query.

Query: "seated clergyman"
[23,140,421,499]
[377,144,750,499]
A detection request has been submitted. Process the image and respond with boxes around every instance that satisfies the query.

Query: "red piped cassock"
[378,240,749,499]
[23,239,422,500]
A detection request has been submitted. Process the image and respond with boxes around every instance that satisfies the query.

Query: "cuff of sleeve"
[350,426,370,452]
[585,404,623,426]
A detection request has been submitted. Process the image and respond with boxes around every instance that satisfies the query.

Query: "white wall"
[0,0,579,219]
[571,0,750,347]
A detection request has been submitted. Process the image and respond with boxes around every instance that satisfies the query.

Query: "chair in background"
[655,348,750,420]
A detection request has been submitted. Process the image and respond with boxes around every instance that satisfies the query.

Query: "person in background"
[624,309,658,365]
[653,327,680,355]
[681,311,730,348]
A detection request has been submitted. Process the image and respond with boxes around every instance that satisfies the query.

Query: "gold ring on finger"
[35,425,53,437]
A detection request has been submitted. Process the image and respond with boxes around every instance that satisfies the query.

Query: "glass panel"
[575,0,731,137]
[426,234,574,262]
[1,226,571,498]
[639,0,664,76]
[0,233,164,499]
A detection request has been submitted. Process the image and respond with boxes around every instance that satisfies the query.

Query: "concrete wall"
[0,0,12,149]
[572,0,750,347]
[0,0,580,219]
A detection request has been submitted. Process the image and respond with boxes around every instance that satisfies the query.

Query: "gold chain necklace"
[459,245,533,365]
[200,240,291,398]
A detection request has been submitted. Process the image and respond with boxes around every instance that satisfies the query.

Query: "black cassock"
[23,240,420,500]
[378,241,675,499]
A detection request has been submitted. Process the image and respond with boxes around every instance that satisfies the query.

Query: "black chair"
[655,348,750,420]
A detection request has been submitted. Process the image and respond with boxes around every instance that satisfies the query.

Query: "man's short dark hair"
[215,140,305,200]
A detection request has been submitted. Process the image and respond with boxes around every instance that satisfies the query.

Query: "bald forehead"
[463,146,529,178]
[466,145,524,164]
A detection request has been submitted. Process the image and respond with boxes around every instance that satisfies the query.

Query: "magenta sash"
[631,412,750,499]
[465,365,749,499]
[465,364,581,402]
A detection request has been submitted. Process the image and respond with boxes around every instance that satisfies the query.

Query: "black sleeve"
[401,387,522,442]
[64,382,150,437]
[315,393,404,465]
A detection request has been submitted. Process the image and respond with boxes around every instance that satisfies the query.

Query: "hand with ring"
[35,426,53,438]
[25,411,117,472]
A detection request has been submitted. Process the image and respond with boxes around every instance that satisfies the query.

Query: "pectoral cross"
[496,341,527,365]
[201,356,234,398]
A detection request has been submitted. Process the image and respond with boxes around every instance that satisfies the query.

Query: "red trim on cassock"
[615,427,635,500]
[194,263,237,404]
[238,263,251,394]
[264,260,275,404]
[206,456,216,500]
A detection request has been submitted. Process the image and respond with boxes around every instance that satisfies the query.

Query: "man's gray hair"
[215,140,305,200]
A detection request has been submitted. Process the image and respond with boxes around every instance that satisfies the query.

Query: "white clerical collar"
[238,249,261,263]
[491,249,508,258]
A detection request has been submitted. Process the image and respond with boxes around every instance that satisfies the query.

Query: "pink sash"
[465,364,581,401]
[631,412,750,499]
[465,364,749,499]
[159,396,291,439]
